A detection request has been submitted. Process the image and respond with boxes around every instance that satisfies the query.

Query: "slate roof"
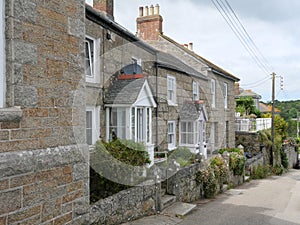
[105,78,146,105]
[161,35,240,82]
[157,52,207,80]
[179,101,200,121]
[238,89,261,99]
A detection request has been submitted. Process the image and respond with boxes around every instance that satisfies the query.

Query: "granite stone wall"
[89,181,158,225]
[0,0,88,223]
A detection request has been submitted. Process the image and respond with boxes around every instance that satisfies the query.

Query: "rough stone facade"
[235,131,262,155]
[283,145,298,169]
[0,0,89,224]
[136,5,239,154]
[89,181,158,225]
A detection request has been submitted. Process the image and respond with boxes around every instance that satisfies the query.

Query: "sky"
[114,0,300,102]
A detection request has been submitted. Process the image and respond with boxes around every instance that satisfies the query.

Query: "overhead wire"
[210,0,273,81]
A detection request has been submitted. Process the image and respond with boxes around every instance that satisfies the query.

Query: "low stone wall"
[245,153,265,174]
[0,145,90,224]
[283,145,298,169]
[165,163,203,202]
[235,132,261,155]
[89,180,159,225]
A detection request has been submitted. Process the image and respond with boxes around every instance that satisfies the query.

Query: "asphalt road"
[124,169,300,225]
[180,169,300,225]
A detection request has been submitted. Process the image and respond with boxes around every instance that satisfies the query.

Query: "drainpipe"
[155,61,158,151]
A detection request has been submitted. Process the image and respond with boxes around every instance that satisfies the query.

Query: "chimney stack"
[93,0,114,20]
[136,4,163,41]
[234,82,240,95]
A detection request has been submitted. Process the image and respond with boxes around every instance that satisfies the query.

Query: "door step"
[161,194,177,210]
[163,202,197,218]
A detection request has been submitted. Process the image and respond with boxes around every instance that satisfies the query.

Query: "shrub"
[219,148,245,176]
[251,165,270,179]
[280,150,289,169]
[168,147,195,167]
[210,156,228,183]
[90,139,151,203]
[196,167,218,198]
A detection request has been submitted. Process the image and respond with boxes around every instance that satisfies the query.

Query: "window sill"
[167,101,178,107]
[0,107,23,122]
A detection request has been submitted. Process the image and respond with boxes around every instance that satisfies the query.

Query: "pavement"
[122,169,300,225]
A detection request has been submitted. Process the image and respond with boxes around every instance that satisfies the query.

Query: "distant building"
[235,83,261,109]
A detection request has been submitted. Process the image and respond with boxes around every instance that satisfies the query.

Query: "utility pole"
[271,72,276,166]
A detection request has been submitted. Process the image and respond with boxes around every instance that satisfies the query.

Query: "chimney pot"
[188,42,193,51]
[155,4,160,15]
[144,6,149,16]
[150,5,154,16]
[139,6,143,17]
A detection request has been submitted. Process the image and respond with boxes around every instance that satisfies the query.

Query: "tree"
[236,97,255,115]
[236,97,261,117]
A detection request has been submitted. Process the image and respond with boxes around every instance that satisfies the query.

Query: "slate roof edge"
[160,34,240,82]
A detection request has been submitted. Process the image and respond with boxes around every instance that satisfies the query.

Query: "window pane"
[85,38,94,77]
[86,111,93,145]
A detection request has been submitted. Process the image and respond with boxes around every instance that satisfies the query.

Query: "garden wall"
[283,144,298,169]
[89,180,159,225]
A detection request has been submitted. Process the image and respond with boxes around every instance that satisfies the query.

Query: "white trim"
[192,81,199,101]
[167,75,177,105]
[85,35,100,83]
[85,0,93,7]
[168,121,176,150]
[224,82,228,109]
[133,80,157,108]
[86,106,100,145]
[211,79,216,108]
[0,1,5,108]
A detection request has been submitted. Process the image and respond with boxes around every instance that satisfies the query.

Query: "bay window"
[180,121,199,145]
[107,107,152,144]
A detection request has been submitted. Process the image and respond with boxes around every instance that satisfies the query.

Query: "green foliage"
[210,156,228,182]
[280,150,289,169]
[236,97,256,116]
[272,164,284,176]
[196,167,218,198]
[219,148,241,155]
[168,147,195,167]
[219,148,245,176]
[90,139,150,203]
[100,139,151,166]
[90,167,131,203]
[251,165,271,179]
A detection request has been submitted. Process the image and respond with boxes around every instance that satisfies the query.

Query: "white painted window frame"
[85,35,100,83]
[0,1,5,108]
[168,121,176,150]
[224,82,228,109]
[167,75,176,105]
[192,81,199,101]
[179,121,199,146]
[86,106,100,146]
[85,0,94,7]
[211,79,216,108]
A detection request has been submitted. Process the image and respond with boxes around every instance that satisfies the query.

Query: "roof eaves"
[160,34,240,82]
[86,5,158,54]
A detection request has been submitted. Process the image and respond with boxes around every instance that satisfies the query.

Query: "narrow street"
[126,169,300,225]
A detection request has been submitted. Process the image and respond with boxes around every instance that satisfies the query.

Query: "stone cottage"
[0,0,240,223]
[0,0,89,224]
[136,5,240,155]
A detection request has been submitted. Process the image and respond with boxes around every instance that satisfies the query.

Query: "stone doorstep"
[161,194,177,210]
[162,202,197,218]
